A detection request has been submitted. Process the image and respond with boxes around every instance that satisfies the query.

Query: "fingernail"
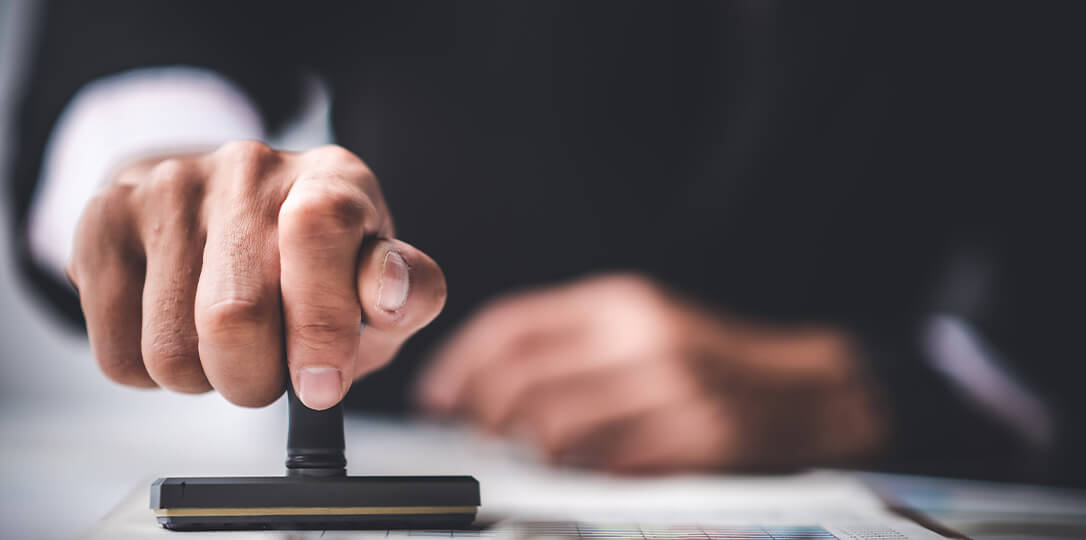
[377,251,410,312]
[298,366,343,410]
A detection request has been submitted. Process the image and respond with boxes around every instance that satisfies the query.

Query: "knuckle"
[279,181,369,239]
[143,158,202,204]
[218,139,276,165]
[217,140,279,187]
[197,298,270,348]
[291,312,358,349]
[147,157,194,185]
[97,355,151,387]
[142,342,206,392]
[143,341,196,374]
[304,146,377,191]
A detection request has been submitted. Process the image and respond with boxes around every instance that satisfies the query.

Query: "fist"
[417,274,886,472]
[69,141,446,410]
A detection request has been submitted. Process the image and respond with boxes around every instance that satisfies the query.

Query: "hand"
[416,273,886,472]
[69,141,446,410]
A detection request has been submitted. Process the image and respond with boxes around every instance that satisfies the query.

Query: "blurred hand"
[68,141,446,410]
[417,273,886,472]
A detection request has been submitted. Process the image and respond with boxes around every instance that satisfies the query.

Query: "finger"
[502,357,699,458]
[300,145,395,236]
[585,398,733,472]
[71,187,155,388]
[136,159,210,394]
[415,289,568,413]
[353,238,446,378]
[418,274,673,411]
[278,170,380,410]
[454,332,593,430]
[194,161,286,407]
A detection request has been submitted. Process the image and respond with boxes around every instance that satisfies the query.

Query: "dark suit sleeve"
[846,2,1085,486]
[7,0,311,325]
[641,1,1083,484]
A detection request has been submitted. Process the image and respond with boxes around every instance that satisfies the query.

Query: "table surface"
[3,382,1085,540]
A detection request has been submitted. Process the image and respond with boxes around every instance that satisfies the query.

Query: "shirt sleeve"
[25,67,265,282]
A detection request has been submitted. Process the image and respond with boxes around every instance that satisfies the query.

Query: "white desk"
[2,385,932,539]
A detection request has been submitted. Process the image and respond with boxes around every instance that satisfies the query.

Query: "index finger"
[278,164,382,410]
